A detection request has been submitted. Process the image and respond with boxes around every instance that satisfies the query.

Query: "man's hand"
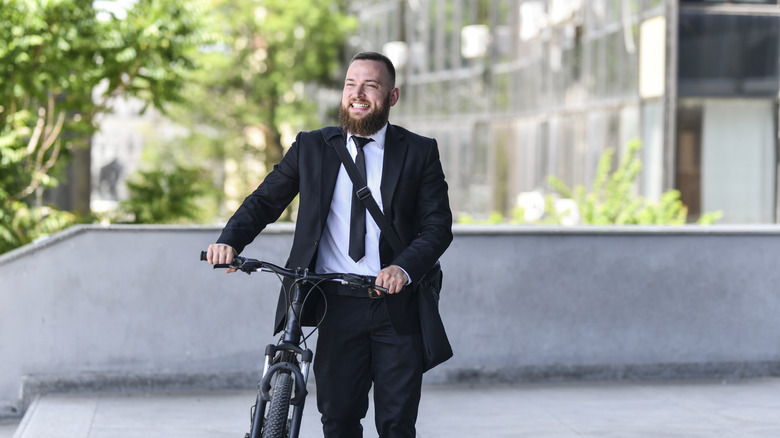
[375,265,409,295]
[207,244,238,273]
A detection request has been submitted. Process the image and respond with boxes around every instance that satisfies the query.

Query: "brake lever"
[369,285,388,298]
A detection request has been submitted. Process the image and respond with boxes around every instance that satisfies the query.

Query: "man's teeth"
[352,103,369,108]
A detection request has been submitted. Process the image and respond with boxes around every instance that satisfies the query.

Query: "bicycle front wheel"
[262,371,293,438]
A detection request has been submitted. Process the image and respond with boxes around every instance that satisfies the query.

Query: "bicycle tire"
[262,371,293,438]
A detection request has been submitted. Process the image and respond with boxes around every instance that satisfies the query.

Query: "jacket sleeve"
[391,138,453,283]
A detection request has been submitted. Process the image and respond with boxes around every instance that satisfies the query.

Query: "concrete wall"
[3,224,780,416]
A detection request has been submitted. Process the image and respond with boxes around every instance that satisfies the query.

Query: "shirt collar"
[347,123,388,150]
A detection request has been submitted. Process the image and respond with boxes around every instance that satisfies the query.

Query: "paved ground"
[6,377,780,437]
[0,419,18,438]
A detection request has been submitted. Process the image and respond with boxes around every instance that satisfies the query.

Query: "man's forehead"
[346,60,388,82]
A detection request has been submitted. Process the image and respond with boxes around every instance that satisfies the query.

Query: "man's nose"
[355,85,366,97]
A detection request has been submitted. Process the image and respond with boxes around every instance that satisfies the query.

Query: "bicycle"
[199,251,387,438]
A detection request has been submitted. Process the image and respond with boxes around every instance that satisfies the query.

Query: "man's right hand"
[207,244,238,273]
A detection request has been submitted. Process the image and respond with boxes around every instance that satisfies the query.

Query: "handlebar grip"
[201,249,240,270]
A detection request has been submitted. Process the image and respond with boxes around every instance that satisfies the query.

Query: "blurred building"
[349,0,780,224]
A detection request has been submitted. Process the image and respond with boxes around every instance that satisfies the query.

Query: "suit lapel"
[320,127,345,228]
[381,124,407,213]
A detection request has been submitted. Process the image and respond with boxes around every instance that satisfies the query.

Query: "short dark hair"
[351,51,396,88]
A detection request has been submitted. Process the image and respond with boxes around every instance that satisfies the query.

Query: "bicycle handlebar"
[199,250,388,295]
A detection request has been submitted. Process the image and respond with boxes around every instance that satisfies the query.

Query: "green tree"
[165,0,356,219]
[0,0,211,253]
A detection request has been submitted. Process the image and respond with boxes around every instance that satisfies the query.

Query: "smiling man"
[340,56,399,137]
[207,51,453,438]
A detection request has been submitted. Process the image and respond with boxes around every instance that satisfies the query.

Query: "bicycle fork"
[249,281,314,438]
[248,344,313,438]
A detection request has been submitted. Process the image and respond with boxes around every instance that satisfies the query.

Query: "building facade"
[349,0,780,224]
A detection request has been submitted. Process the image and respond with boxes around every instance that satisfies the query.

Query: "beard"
[339,92,392,136]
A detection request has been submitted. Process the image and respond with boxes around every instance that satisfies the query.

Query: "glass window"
[550,114,586,187]
[570,114,588,186]
[513,119,545,191]
[494,72,511,111]
[700,99,775,223]
[585,110,610,187]
[536,120,551,188]
[618,105,640,161]
[679,13,780,97]
[491,123,513,214]
[676,98,776,223]
[641,100,664,201]
[676,103,703,219]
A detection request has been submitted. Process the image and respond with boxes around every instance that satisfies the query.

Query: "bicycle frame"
[200,251,385,438]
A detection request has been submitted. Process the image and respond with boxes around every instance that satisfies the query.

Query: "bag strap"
[332,135,406,254]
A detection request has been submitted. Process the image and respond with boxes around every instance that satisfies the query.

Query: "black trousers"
[314,294,424,438]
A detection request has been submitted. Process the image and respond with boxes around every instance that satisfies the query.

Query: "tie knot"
[353,136,373,149]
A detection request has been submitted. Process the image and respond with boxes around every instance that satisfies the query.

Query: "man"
[207,51,452,438]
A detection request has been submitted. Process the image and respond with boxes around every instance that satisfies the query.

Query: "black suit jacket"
[217,124,453,335]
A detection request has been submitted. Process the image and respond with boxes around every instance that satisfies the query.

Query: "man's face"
[339,59,399,136]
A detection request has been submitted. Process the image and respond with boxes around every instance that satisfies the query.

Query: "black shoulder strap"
[332,135,406,254]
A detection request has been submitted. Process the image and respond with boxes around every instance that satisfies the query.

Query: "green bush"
[117,165,210,224]
[465,140,722,226]
[0,201,75,254]
[542,140,721,225]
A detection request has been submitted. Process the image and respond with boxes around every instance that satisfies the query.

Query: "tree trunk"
[71,141,92,218]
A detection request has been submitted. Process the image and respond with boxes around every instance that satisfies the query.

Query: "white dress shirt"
[315,125,388,276]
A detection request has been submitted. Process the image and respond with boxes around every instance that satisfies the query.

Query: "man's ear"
[389,88,400,107]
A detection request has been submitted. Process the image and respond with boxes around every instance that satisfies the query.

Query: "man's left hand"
[375,265,408,295]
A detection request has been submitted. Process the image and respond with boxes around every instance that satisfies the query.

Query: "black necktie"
[349,136,372,262]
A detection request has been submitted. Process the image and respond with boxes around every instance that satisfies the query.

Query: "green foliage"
[118,165,210,224]
[0,0,211,253]
[164,0,356,219]
[544,140,721,225]
[0,200,75,254]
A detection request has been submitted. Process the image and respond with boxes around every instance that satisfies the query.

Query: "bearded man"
[207,51,453,438]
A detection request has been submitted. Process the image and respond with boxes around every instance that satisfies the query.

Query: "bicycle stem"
[282,281,307,345]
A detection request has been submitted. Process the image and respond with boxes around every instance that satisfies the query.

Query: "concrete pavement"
[0,419,18,438]
[6,377,780,437]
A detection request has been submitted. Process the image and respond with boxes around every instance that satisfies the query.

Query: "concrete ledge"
[7,370,261,419]
[449,224,780,235]
[4,224,780,418]
[8,358,780,418]
[435,360,780,384]
[9,358,780,412]
[0,224,296,266]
